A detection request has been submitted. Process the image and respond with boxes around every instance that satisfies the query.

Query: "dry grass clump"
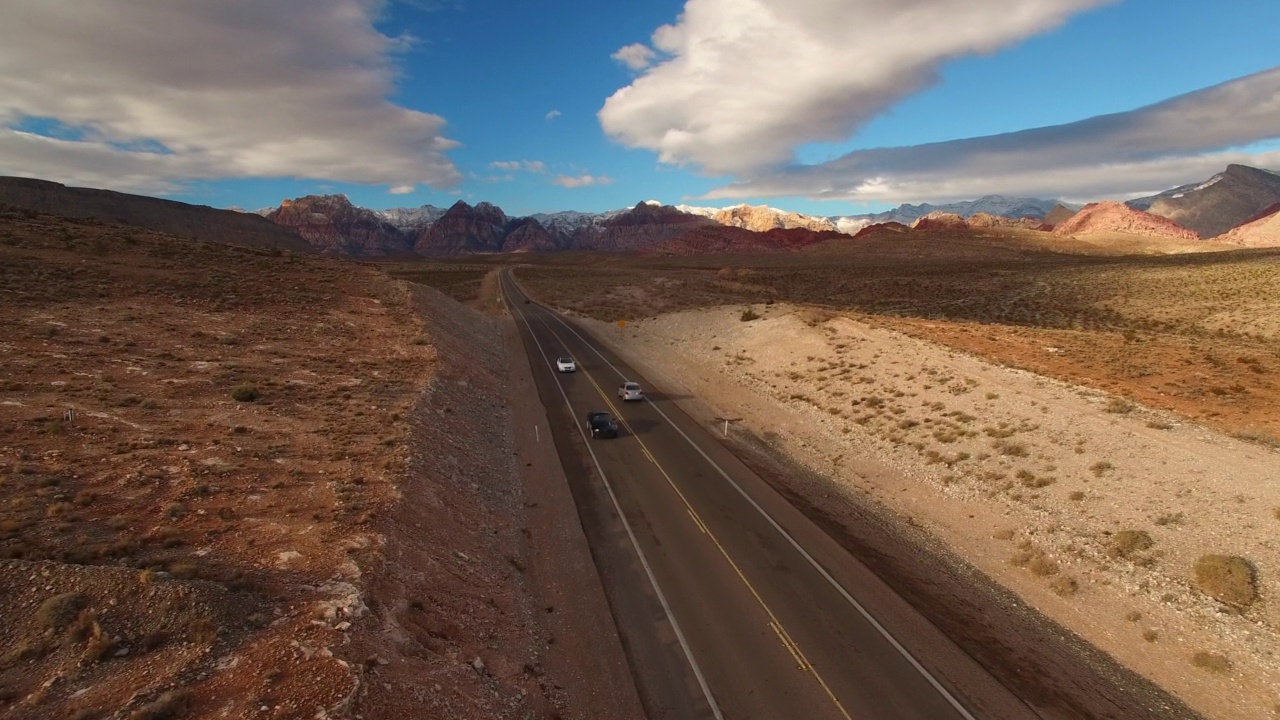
[1049,575,1079,597]
[992,439,1029,457]
[1191,651,1232,674]
[36,591,87,635]
[1104,398,1135,414]
[230,383,260,402]
[1193,555,1258,609]
[1107,530,1154,559]
[1010,542,1060,577]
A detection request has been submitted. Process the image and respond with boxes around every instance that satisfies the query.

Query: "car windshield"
[591,413,613,423]
[625,383,640,390]
[559,357,572,363]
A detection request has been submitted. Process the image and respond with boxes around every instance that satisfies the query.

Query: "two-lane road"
[501,270,1041,720]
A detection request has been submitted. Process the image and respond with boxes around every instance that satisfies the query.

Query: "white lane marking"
[503,275,725,720]
[524,274,978,720]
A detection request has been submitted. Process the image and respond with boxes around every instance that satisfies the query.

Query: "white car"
[555,356,577,373]
[618,381,643,401]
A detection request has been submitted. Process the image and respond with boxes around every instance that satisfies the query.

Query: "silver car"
[618,381,643,401]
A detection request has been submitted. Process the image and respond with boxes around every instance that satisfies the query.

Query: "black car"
[585,410,619,439]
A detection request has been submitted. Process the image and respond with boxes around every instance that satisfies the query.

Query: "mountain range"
[3,164,1279,258]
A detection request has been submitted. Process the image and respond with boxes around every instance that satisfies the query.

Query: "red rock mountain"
[573,202,716,252]
[852,222,911,239]
[267,195,409,256]
[1053,201,1200,240]
[910,212,969,231]
[1215,203,1280,247]
[413,201,508,256]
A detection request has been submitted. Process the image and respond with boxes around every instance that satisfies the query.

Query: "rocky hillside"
[413,201,508,255]
[267,194,409,256]
[1128,164,1280,238]
[1215,203,1280,247]
[1053,201,1200,240]
[911,211,969,231]
[0,177,311,253]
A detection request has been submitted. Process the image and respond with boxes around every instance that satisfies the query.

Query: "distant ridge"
[0,177,311,253]
[1126,164,1280,238]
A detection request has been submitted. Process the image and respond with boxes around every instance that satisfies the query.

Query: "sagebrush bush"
[1193,555,1258,608]
[1107,530,1154,559]
[231,383,259,402]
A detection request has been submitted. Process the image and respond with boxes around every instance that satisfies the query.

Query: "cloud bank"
[600,0,1110,176]
[709,67,1280,203]
[0,0,461,194]
[553,174,614,188]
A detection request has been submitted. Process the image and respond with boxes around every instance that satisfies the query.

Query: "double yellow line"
[552,324,854,720]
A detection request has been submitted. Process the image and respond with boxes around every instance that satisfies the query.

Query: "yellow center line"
[543,321,854,720]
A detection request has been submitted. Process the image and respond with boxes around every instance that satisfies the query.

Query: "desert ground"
[7,205,1280,720]
[0,209,635,719]
[510,241,1280,720]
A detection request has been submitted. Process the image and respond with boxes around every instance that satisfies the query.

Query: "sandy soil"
[581,302,1280,720]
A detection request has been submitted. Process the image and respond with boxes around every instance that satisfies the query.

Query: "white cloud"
[611,43,657,71]
[707,68,1280,203]
[599,0,1109,175]
[0,0,461,194]
[545,109,562,121]
[553,174,614,188]
[389,184,415,194]
[489,160,545,173]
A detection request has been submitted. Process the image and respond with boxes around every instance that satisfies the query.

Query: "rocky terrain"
[0,208,628,719]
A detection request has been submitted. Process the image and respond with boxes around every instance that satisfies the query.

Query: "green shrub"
[231,384,259,402]
[740,307,761,322]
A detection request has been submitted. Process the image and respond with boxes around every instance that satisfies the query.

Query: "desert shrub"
[1191,651,1231,673]
[1089,461,1114,476]
[1050,576,1079,596]
[231,383,259,402]
[992,439,1028,457]
[1104,398,1134,414]
[1231,430,1280,449]
[1107,530,1154,559]
[1068,490,1086,501]
[740,307,761,322]
[37,592,87,635]
[1193,555,1258,608]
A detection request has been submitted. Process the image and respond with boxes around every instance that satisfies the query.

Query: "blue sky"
[1,0,1278,218]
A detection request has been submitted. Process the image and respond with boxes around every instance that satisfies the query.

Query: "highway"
[500,270,1049,720]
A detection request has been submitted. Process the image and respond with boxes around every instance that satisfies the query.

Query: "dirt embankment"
[584,303,1280,720]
